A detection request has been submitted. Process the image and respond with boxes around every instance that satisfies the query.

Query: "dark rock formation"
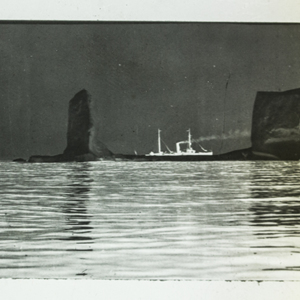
[251,88,300,160]
[216,148,254,160]
[28,89,112,162]
[63,89,112,159]
[13,158,27,163]
[64,89,93,157]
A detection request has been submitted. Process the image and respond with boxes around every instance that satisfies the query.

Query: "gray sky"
[0,23,300,159]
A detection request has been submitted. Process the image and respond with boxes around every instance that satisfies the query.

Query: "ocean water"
[0,160,300,279]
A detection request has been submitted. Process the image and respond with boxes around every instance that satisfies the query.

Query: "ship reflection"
[249,162,300,235]
[60,163,94,244]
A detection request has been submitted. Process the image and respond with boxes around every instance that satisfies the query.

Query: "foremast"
[158,129,162,154]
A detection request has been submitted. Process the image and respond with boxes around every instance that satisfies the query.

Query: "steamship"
[145,129,213,160]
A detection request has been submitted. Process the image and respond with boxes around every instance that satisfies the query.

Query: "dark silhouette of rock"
[64,89,92,157]
[28,89,112,163]
[251,88,300,160]
[216,148,254,160]
[63,89,112,159]
[28,154,68,163]
[13,158,27,163]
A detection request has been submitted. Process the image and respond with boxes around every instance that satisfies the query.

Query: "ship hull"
[144,154,216,161]
[114,148,281,161]
[143,155,239,161]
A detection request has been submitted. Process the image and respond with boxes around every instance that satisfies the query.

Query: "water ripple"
[0,161,300,279]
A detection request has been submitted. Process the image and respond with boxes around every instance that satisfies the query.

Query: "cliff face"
[29,89,112,162]
[251,88,300,160]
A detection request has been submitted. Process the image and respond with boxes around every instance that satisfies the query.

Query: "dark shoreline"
[13,146,298,163]
[113,147,280,161]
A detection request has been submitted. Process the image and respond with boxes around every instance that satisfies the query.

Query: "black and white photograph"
[0,1,300,298]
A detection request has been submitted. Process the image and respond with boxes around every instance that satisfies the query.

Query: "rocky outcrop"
[28,89,112,162]
[63,89,112,159]
[13,158,27,163]
[251,88,300,160]
[63,89,93,157]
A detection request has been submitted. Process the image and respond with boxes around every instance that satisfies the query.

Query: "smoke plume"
[193,129,251,143]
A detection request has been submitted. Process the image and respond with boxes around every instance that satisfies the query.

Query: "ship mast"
[187,129,192,149]
[158,129,162,153]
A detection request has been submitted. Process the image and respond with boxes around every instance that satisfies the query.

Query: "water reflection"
[249,161,300,243]
[250,161,300,198]
[61,163,94,245]
[249,200,300,228]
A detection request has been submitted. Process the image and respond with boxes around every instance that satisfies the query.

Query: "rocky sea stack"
[251,88,300,160]
[28,89,113,162]
[217,87,300,161]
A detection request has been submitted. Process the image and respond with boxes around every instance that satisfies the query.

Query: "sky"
[0,22,300,159]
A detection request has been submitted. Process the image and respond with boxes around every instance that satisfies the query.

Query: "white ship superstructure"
[146,129,213,157]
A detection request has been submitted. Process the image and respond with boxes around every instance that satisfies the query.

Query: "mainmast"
[158,129,162,153]
[187,129,192,149]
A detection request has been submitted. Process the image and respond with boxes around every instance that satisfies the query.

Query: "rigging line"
[161,138,173,153]
[197,142,208,152]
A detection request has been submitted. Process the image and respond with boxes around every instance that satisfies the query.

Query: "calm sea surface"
[0,160,300,279]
